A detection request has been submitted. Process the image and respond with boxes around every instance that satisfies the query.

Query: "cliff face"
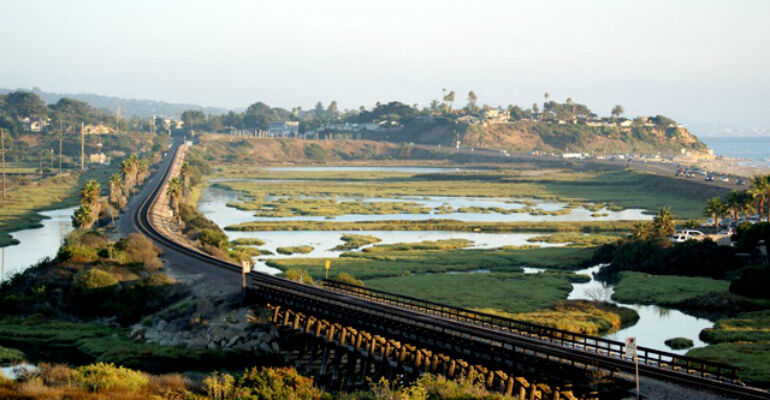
[387,120,709,156]
[462,121,707,155]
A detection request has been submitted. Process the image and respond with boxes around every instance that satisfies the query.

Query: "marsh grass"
[268,246,593,280]
[475,300,639,335]
[230,238,266,246]
[227,219,639,233]
[664,337,694,350]
[360,239,473,253]
[611,272,730,305]
[527,232,623,246]
[331,234,381,251]
[211,166,724,220]
[687,342,770,384]
[275,246,313,255]
[363,272,574,313]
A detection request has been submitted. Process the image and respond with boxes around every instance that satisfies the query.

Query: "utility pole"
[58,121,63,174]
[80,122,85,171]
[1,128,6,200]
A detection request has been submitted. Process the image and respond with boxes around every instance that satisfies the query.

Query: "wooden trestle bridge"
[132,142,770,400]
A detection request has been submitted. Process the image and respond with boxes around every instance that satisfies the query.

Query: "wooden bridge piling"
[268,304,589,400]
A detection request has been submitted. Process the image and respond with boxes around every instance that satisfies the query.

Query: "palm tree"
[136,159,149,184]
[467,91,478,111]
[632,221,652,240]
[72,204,94,229]
[652,207,676,237]
[611,105,624,120]
[443,91,455,112]
[121,156,138,194]
[703,197,726,231]
[740,192,757,221]
[180,162,191,197]
[109,173,122,206]
[80,179,101,224]
[166,177,183,221]
[750,175,769,222]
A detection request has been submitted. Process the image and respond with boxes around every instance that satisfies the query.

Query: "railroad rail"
[133,142,770,400]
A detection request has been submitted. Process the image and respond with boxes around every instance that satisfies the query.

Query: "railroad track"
[133,142,770,400]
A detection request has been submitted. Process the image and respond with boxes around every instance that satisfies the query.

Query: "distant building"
[19,117,50,132]
[89,152,110,165]
[83,123,113,135]
[267,121,299,137]
[480,109,509,125]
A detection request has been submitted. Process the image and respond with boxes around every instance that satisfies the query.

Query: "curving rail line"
[133,143,770,400]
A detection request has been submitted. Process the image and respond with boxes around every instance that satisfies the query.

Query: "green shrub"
[284,269,315,285]
[203,372,236,400]
[730,266,770,299]
[0,346,25,363]
[116,233,163,270]
[333,272,364,287]
[72,362,149,392]
[59,244,100,262]
[73,269,118,290]
[237,367,324,400]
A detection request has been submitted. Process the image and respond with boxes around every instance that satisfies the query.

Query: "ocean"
[699,136,770,168]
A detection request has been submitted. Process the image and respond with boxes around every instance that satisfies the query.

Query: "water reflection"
[568,265,714,354]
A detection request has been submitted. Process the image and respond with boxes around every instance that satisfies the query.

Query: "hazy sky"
[1,0,769,130]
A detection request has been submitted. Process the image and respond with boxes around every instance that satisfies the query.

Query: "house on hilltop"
[83,123,113,135]
[267,121,299,137]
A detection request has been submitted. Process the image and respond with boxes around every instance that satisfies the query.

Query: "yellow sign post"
[324,259,331,279]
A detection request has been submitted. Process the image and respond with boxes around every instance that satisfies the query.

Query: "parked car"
[669,229,705,243]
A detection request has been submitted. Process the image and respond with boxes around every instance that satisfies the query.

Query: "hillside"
[380,119,709,156]
[195,134,445,164]
[0,87,229,118]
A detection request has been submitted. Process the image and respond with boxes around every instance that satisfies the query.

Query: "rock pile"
[128,293,281,354]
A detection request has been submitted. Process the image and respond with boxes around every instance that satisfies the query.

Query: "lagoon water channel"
[200,166,714,354]
[0,206,77,283]
[0,165,709,363]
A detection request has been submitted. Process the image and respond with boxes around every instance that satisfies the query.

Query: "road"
[433,145,746,190]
